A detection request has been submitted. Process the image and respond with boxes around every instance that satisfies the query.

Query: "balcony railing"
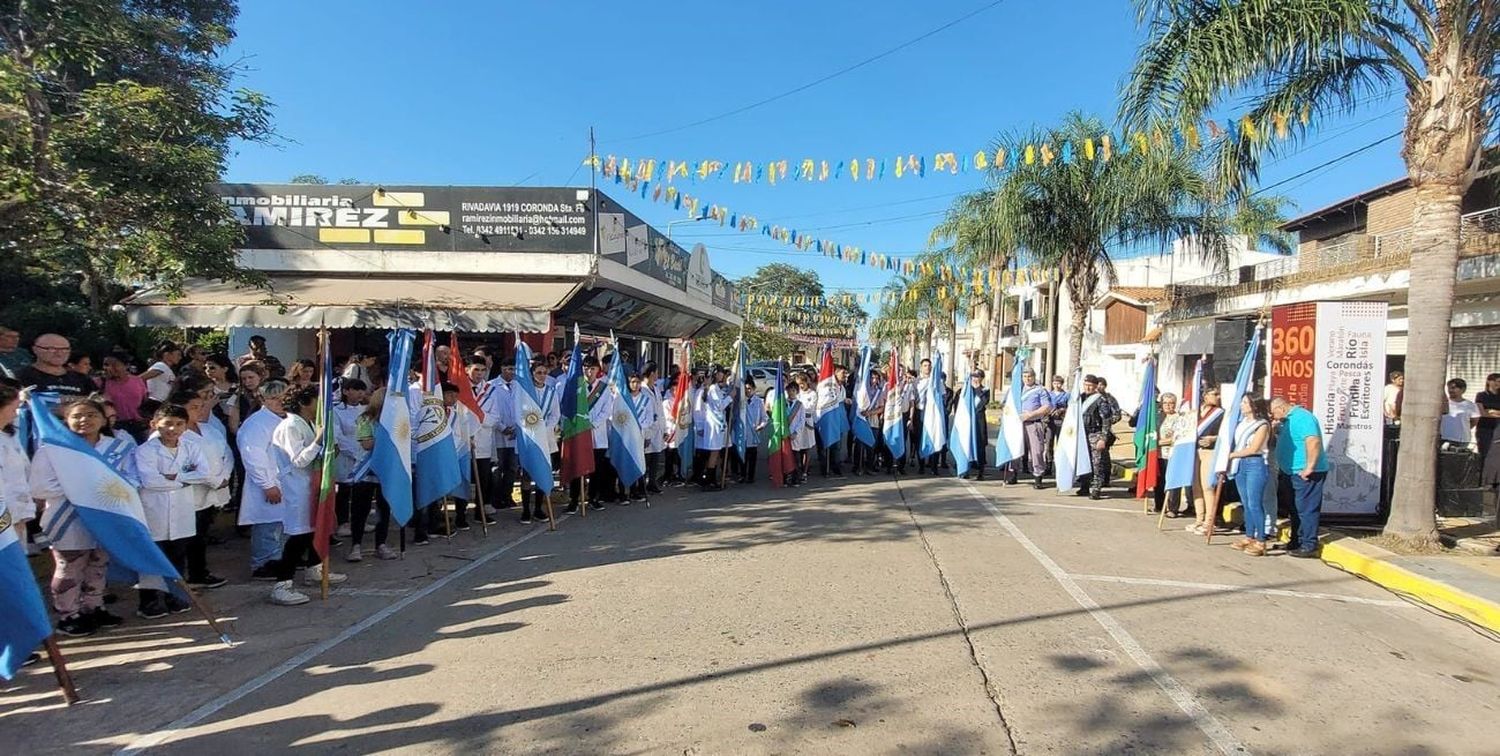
[1163,206,1500,321]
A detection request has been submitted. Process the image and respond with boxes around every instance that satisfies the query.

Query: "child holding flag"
[266,387,344,607]
[30,397,136,636]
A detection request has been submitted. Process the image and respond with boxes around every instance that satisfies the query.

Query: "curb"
[1321,538,1500,633]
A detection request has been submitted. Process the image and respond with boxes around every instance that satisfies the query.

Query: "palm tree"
[929,189,1016,376]
[989,112,1227,374]
[1123,0,1498,544]
[1230,195,1296,256]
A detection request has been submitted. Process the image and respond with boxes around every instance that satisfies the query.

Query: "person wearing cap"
[1017,368,1054,488]
[695,364,733,489]
[1080,375,1122,499]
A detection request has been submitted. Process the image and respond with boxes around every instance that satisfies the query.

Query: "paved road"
[6,474,1500,754]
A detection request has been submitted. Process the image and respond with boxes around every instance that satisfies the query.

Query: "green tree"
[0,0,273,316]
[1122,0,1498,543]
[990,112,1226,373]
[734,262,866,360]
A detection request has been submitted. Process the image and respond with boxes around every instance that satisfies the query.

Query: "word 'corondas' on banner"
[585,109,1309,187]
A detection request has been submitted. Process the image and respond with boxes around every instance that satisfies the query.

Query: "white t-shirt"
[1441,398,1480,443]
[145,360,176,402]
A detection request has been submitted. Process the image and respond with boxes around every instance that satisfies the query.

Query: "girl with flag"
[265,387,344,607]
[30,397,136,637]
[695,365,732,490]
[791,374,816,484]
[1189,387,1226,536]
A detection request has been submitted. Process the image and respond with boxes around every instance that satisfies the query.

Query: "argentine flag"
[27,396,180,585]
[410,391,461,510]
[947,360,978,478]
[1214,325,1265,478]
[1164,357,1205,491]
[606,339,647,488]
[368,329,417,525]
[1,506,50,679]
[919,352,947,459]
[1053,371,1093,492]
[851,345,876,448]
[512,340,556,495]
[993,358,1026,465]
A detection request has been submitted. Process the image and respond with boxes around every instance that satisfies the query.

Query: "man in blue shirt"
[1018,368,1054,488]
[1271,398,1328,557]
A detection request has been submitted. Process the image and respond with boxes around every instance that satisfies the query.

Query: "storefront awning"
[124,276,579,333]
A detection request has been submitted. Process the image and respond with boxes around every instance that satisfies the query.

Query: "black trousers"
[270,532,317,581]
[349,481,390,548]
[472,456,494,509]
[186,507,218,581]
[741,446,760,482]
[494,447,518,508]
[335,481,352,526]
[644,451,662,488]
[664,447,684,482]
[519,468,549,519]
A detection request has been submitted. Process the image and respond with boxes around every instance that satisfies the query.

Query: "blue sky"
[221,0,1406,297]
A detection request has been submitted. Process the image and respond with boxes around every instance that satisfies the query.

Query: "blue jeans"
[250,521,285,570]
[1286,471,1327,551]
[1234,456,1270,541]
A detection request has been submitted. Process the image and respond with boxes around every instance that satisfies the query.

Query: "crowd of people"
[4,322,1499,655]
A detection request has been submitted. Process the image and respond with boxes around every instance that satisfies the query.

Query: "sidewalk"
[1321,533,1500,635]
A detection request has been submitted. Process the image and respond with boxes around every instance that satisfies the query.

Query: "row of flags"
[3,326,1271,675]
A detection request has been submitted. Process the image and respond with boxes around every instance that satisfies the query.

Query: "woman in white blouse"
[1226,396,1273,556]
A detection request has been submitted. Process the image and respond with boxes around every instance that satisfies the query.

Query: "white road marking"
[1069,574,1412,608]
[957,479,1251,756]
[116,517,568,755]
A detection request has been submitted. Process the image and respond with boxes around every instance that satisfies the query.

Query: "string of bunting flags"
[586,108,1308,187]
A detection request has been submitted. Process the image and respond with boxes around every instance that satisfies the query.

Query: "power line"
[608,0,1008,144]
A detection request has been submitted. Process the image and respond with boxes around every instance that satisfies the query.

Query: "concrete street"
[5,474,1499,755]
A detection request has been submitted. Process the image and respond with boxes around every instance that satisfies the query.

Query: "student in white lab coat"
[0,383,31,536]
[172,389,232,590]
[737,379,768,484]
[638,363,665,493]
[134,404,212,619]
[484,359,519,513]
[265,386,345,607]
[440,382,484,533]
[332,377,368,540]
[463,357,503,521]
[695,366,734,490]
[791,376,817,484]
[626,371,661,502]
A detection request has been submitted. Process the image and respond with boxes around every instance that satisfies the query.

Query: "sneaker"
[478,515,499,525]
[564,503,580,514]
[89,607,125,628]
[251,566,279,582]
[57,612,96,637]
[303,564,348,586]
[335,523,352,538]
[21,652,40,668]
[588,501,607,511]
[188,573,229,589]
[165,594,192,614]
[1187,523,1204,534]
[375,544,400,560]
[483,504,498,516]
[1287,548,1321,559]
[136,597,169,620]
[455,521,472,532]
[269,581,310,606]
[519,514,534,524]
[346,545,363,562]
[413,536,430,546]
[1230,538,1251,551]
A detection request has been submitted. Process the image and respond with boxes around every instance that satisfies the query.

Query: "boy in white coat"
[135,404,213,619]
[173,389,232,590]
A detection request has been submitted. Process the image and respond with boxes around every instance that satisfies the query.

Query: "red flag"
[447,332,485,423]
[886,349,898,392]
[818,342,834,382]
[1135,450,1162,498]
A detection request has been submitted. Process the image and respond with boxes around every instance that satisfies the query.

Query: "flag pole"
[442,495,454,539]
[176,578,232,646]
[471,441,488,537]
[42,635,80,705]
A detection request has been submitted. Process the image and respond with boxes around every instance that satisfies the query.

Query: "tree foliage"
[1122,0,1500,542]
[0,0,273,315]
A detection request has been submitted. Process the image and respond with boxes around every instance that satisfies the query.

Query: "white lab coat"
[696,383,733,451]
[236,408,285,527]
[485,379,516,451]
[746,395,767,448]
[135,437,212,541]
[271,413,322,536]
[0,429,32,525]
[588,381,614,450]
[184,425,233,511]
[31,434,139,551]
[449,402,480,458]
[793,393,817,451]
[632,388,662,453]
[333,401,364,483]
